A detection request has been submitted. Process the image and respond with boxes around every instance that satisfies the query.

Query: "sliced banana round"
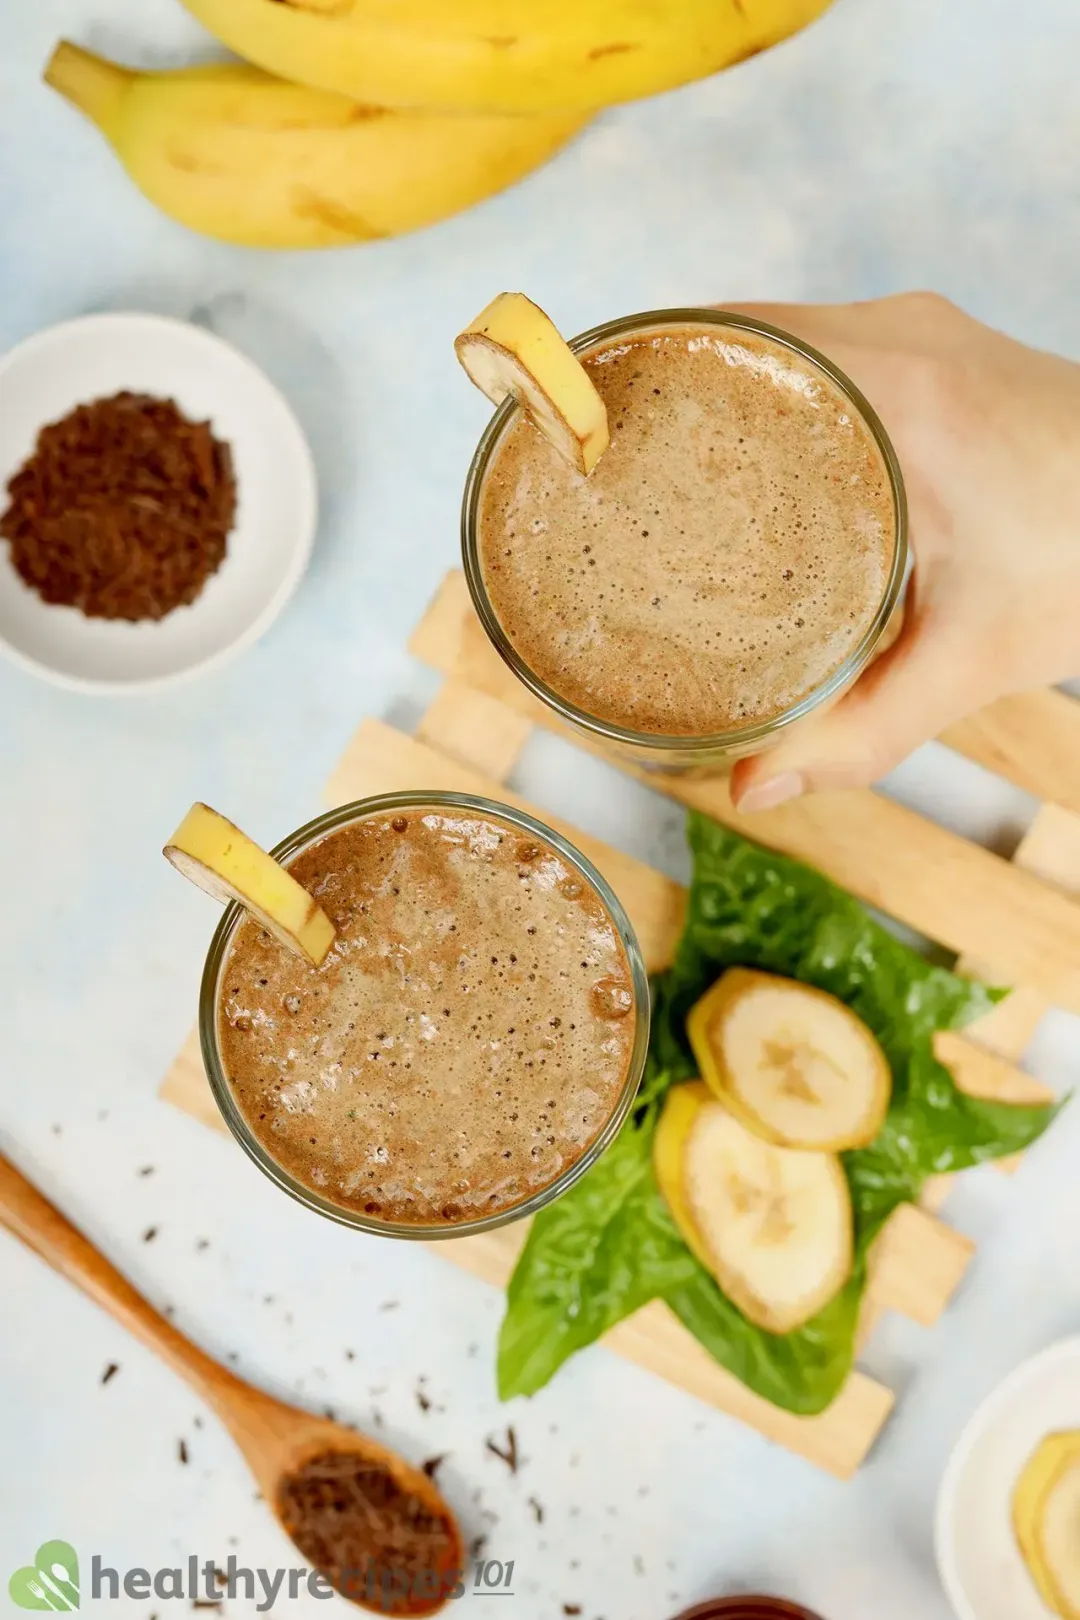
[455,292,610,476]
[655,1082,853,1334]
[1014,1433,1080,1619]
[688,967,891,1152]
[164,803,336,967]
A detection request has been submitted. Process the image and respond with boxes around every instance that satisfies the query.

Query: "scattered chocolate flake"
[485,1427,519,1474]
[344,1349,356,1361]
[276,1448,459,1613]
[527,1496,544,1524]
[416,1386,432,1413]
[378,1300,400,1312]
[421,1455,447,1479]
[323,1406,337,1422]
[178,1439,188,1465]
[142,1226,158,1243]
[227,1352,239,1364]
[191,1603,221,1611]
[563,1606,582,1616]
[263,1294,275,1306]
[195,1238,210,1251]
[469,1534,488,1561]
[101,1362,119,1385]
[193,1416,203,1429]
[1,392,236,621]
[51,1124,62,1135]
[138,1165,155,1176]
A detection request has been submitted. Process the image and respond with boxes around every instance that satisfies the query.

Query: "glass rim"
[198,790,651,1241]
[462,305,910,754]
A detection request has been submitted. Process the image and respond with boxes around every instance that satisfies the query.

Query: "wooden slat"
[605,1303,893,1480]
[416,677,533,782]
[410,572,1080,1017]
[941,690,1080,816]
[933,1030,1055,1107]
[160,1028,223,1133]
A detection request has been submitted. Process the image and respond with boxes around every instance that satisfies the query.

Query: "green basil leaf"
[499,810,1061,1413]
[497,1079,695,1399]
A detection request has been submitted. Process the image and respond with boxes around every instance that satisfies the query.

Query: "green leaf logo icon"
[9,1541,80,1610]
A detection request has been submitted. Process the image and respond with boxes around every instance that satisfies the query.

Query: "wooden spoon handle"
[0,1149,239,1407]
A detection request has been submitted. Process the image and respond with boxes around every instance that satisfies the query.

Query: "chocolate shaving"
[563,1607,582,1616]
[484,1427,519,1473]
[421,1456,447,1480]
[178,1439,189,1465]
[101,1362,119,1385]
[1,391,236,621]
[276,1449,459,1616]
[143,1226,158,1243]
[527,1496,544,1523]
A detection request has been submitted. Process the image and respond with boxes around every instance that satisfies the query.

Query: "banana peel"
[456,293,610,475]
[177,0,836,114]
[44,42,588,249]
[164,803,336,966]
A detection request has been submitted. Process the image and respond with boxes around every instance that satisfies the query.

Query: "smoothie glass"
[462,307,908,774]
[199,791,650,1239]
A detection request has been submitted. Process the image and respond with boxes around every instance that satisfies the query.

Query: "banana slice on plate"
[654,1081,853,1334]
[164,803,336,967]
[1014,1433,1080,1618]
[455,292,609,475]
[688,968,891,1152]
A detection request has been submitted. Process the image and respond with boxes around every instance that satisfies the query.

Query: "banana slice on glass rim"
[654,1081,854,1335]
[164,803,336,967]
[455,292,610,476]
[688,967,892,1153]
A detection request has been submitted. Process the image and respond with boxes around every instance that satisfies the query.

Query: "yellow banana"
[44,41,588,250]
[176,0,835,114]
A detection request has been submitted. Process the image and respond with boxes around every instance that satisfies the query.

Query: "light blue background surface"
[2,3,1080,1616]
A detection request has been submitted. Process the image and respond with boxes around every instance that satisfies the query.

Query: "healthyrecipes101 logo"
[9,1541,80,1610]
[9,1542,518,1612]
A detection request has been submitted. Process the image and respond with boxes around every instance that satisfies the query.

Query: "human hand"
[728,292,1080,813]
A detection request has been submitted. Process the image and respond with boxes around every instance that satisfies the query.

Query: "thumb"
[730,615,980,811]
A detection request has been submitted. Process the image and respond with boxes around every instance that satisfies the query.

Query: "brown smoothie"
[217,805,637,1227]
[478,321,896,737]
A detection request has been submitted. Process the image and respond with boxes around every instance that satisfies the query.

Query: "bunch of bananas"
[46,0,833,252]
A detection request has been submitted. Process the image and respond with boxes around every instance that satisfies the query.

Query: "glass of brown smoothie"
[462,308,908,772]
[198,792,649,1237]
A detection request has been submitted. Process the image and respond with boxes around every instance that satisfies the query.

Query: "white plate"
[936,1336,1080,1620]
[0,312,317,693]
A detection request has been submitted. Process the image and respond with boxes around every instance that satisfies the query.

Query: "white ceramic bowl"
[0,312,317,692]
[936,1336,1080,1620]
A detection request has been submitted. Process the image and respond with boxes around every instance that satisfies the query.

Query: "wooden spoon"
[0,1150,463,1616]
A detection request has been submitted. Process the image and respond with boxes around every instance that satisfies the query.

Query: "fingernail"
[735,771,804,814]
